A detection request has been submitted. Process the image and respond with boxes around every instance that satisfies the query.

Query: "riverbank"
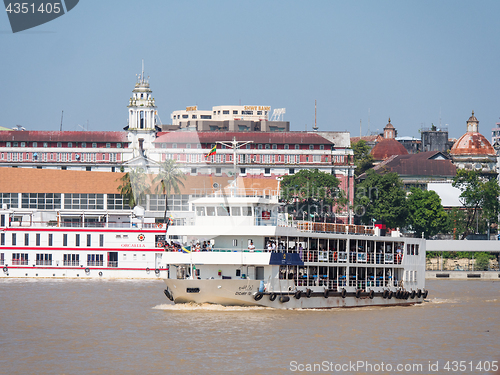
[426,270,500,280]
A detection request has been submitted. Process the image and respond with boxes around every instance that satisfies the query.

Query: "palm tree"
[152,159,187,223]
[117,168,150,208]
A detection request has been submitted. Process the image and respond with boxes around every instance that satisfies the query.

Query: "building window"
[92,143,97,148]
[265,144,270,149]
[81,142,86,148]
[295,145,299,150]
[258,144,263,149]
[117,143,122,148]
[320,145,324,150]
[215,167,222,175]
[240,167,246,175]
[272,144,277,149]
[233,110,238,115]
[68,142,72,148]
[43,142,48,147]
[264,168,271,175]
[57,142,62,147]
[13,142,18,147]
[309,145,314,150]
[33,142,37,147]
[191,168,197,174]
[21,193,61,210]
[6,142,11,147]
[20,142,25,147]
[289,168,295,174]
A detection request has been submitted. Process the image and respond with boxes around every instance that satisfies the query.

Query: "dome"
[450,111,495,156]
[371,138,408,161]
[450,132,495,156]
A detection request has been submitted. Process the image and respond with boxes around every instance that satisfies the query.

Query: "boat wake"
[153,303,273,311]
[427,297,458,304]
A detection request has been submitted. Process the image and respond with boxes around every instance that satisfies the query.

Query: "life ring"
[356,289,362,298]
[3,266,8,273]
[155,269,160,275]
[382,290,388,299]
[253,292,263,301]
[422,290,428,299]
[85,268,90,273]
[410,290,416,299]
[369,290,374,299]
[333,251,337,261]
[157,223,163,229]
[294,290,301,299]
[279,295,290,303]
[323,289,329,298]
[417,289,422,298]
[98,271,103,277]
[341,288,346,298]
[269,293,277,301]
[306,288,312,298]
[387,291,393,299]
[157,242,164,248]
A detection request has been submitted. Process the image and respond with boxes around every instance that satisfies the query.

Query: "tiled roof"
[0,131,128,143]
[155,131,335,145]
[361,151,456,178]
[370,139,408,160]
[450,132,495,156]
[0,168,277,195]
[350,135,383,144]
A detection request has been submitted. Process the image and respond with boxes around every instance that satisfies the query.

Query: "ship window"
[232,207,241,216]
[242,207,252,216]
[206,207,216,216]
[12,233,16,246]
[87,254,103,266]
[99,234,104,247]
[48,234,53,246]
[256,266,264,280]
[415,245,419,255]
[217,206,230,216]
[236,269,241,277]
[87,234,91,247]
[233,239,238,246]
[25,233,29,246]
[196,207,205,216]
[1,233,4,246]
[36,253,52,266]
[407,244,410,255]
[63,234,68,246]
[75,234,80,247]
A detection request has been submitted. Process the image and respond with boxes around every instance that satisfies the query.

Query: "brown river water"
[0,279,498,375]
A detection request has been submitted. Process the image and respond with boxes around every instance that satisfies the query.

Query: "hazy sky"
[1,1,499,140]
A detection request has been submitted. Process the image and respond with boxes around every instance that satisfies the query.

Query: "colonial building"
[370,119,408,163]
[450,111,497,176]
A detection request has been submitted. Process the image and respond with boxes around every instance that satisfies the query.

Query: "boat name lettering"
[121,244,146,248]
[235,291,249,295]
[238,285,253,290]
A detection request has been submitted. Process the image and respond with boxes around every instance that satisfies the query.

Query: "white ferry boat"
[163,191,428,309]
[0,205,169,279]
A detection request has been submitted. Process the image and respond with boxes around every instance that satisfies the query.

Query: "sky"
[1,0,499,140]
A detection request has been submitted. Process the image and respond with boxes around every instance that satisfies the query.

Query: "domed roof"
[450,111,495,156]
[371,138,408,161]
[450,132,495,156]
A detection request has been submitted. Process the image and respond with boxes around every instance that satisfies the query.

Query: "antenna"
[60,110,64,131]
[313,100,318,131]
[367,108,370,135]
[141,59,144,82]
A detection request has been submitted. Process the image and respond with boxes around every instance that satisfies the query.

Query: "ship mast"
[216,137,253,195]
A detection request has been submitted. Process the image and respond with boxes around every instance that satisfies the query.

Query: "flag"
[181,246,191,253]
[205,145,216,158]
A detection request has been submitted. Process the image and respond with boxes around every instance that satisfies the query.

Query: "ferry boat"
[162,191,428,309]
[0,205,169,279]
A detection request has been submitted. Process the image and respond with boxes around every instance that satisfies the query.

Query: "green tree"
[352,140,375,177]
[117,168,150,208]
[452,169,500,239]
[406,188,448,238]
[354,170,407,228]
[474,252,493,271]
[280,169,346,220]
[152,159,187,223]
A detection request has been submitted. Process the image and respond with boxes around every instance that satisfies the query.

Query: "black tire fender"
[253,292,264,301]
[306,288,312,298]
[294,290,301,299]
[323,289,329,298]
[269,293,277,301]
[341,288,347,298]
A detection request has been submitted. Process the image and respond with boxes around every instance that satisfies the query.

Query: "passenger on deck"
[202,241,207,251]
[248,241,255,252]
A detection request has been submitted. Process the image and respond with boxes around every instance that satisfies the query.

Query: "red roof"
[0,131,128,143]
[450,132,495,156]
[370,139,408,160]
[155,131,335,145]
